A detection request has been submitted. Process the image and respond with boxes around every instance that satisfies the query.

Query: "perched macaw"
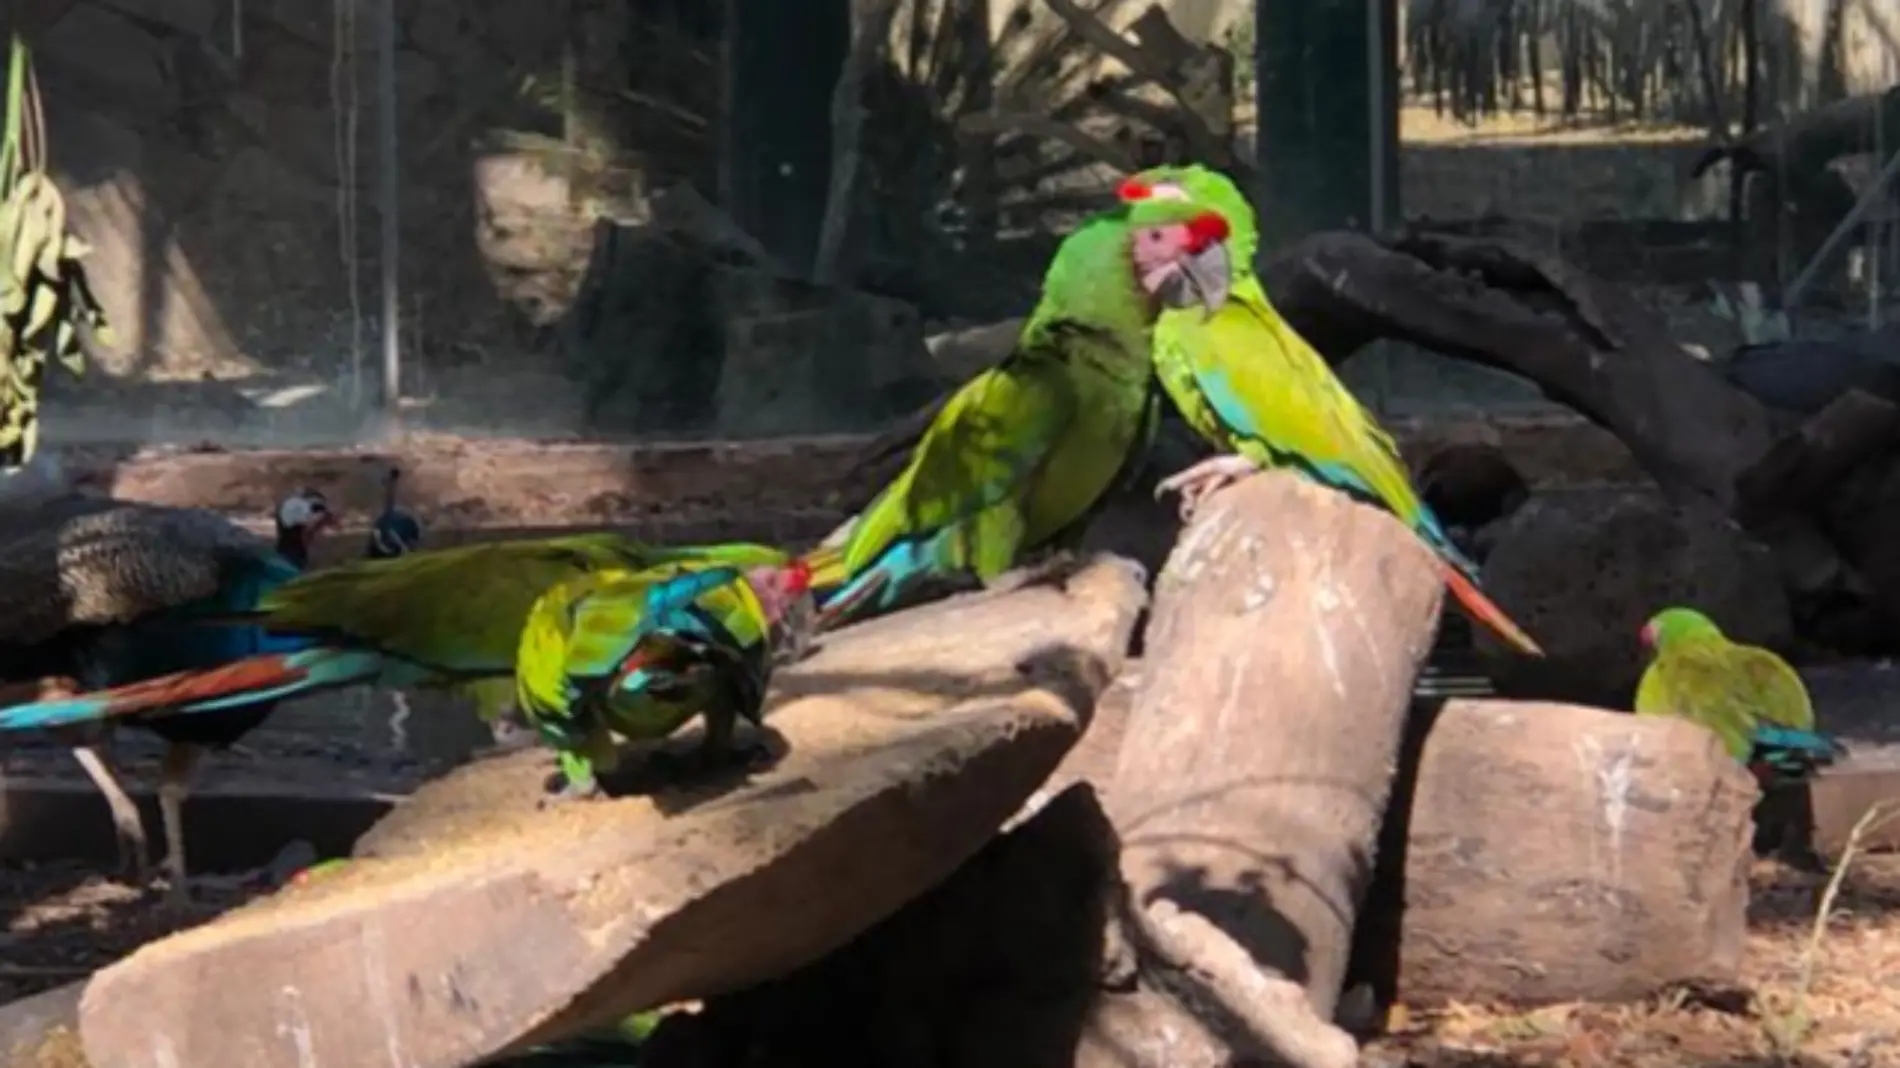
[516,559,813,798]
[1112,163,1543,657]
[803,194,1237,627]
[1635,606,1842,787]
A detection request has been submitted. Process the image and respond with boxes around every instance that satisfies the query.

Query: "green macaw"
[801,194,1238,627]
[1635,606,1842,787]
[1110,163,1543,656]
[515,558,813,798]
[227,533,791,722]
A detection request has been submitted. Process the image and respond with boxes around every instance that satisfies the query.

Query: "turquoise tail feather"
[1749,724,1844,784]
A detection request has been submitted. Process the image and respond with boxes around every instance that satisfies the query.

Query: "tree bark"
[1105,472,1444,1026]
[1369,698,1757,1007]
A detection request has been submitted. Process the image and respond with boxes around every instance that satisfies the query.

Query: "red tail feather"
[87,656,312,718]
[1441,565,1544,657]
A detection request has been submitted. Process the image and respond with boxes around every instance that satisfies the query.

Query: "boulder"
[77,558,1147,1068]
[1478,488,1792,706]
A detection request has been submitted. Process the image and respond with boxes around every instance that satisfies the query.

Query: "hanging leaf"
[0,34,113,468]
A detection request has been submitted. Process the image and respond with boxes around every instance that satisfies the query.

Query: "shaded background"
[4,0,1898,447]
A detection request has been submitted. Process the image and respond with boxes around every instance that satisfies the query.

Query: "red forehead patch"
[1116,177,1152,202]
[1185,212,1229,250]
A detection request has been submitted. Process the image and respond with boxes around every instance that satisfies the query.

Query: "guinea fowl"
[0,480,358,903]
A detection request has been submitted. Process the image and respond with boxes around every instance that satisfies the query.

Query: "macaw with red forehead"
[803,194,1236,626]
[1117,164,1543,657]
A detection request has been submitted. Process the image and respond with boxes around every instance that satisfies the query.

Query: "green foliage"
[1,34,112,468]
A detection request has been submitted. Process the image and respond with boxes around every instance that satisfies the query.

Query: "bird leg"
[71,741,150,884]
[157,743,204,906]
[1154,454,1262,521]
[694,708,771,771]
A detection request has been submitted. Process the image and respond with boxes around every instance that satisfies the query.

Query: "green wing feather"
[841,349,1076,580]
[254,534,784,677]
[1633,636,1814,760]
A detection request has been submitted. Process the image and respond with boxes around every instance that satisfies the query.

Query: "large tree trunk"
[1105,472,1444,1024]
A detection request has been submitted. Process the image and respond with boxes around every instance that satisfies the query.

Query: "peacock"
[0,464,409,902]
[366,464,422,559]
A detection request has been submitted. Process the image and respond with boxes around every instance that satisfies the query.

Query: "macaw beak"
[1153,240,1232,320]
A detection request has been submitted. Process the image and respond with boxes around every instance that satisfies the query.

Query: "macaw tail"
[1441,564,1545,658]
[0,648,388,731]
[1748,724,1844,787]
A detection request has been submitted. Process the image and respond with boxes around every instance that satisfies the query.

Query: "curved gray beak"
[1160,241,1232,321]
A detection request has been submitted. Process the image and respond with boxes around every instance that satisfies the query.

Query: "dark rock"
[1479,489,1792,706]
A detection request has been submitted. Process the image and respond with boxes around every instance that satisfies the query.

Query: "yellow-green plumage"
[1634,606,1840,783]
[516,564,786,795]
[1123,163,1542,657]
[808,198,1214,622]
[247,534,787,719]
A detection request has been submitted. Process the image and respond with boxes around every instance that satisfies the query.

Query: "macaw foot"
[538,772,603,807]
[1154,454,1262,522]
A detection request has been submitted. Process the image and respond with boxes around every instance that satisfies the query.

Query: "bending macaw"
[1,535,792,741]
[1635,606,1842,788]
[803,194,1237,627]
[1113,163,1543,657]
[516,559,813,797]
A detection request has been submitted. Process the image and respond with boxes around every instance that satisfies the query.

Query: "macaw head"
[1120,187,1235,318]
[748,558,818,675]
[1639,606,1722,652]
[274,487,335,564]
[1120,163,1261,266]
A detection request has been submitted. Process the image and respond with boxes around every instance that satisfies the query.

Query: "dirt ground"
[6,837,1897,1065]
[1364,856,1900,1068]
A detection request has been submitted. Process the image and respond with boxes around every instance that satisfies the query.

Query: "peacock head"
[1639,606,1723,652]
[1119,177,1234,318]
[273,488,335,566]
[367,465,423,559]
[275,488,334,536]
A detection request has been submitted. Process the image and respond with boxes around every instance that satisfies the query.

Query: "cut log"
[76,559,1147,1068]
[1370,698,1757,1007]
[1105,472,1444,1052]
